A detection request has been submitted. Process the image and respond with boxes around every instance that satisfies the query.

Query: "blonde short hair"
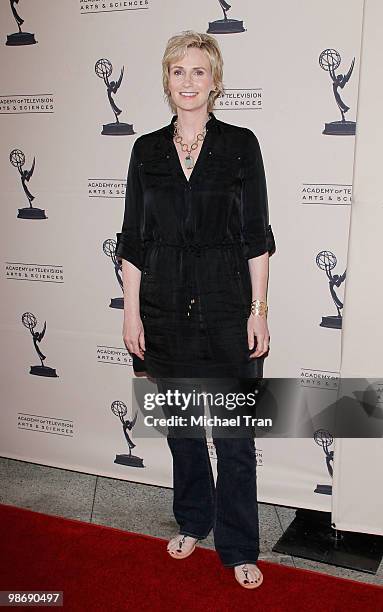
[162,30,224,114]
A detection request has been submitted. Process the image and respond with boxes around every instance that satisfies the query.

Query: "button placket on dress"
[169,126,212,321]
[185,244,199,320]
[185,243,207,319]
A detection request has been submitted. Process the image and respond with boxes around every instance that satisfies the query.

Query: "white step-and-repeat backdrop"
[2,0,380,536]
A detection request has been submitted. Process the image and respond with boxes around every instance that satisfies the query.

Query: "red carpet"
[0,503,382,612]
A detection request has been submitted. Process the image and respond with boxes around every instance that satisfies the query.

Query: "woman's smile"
[179,92,199,98]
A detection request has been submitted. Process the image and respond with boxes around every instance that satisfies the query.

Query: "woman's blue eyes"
[173,70,204,76]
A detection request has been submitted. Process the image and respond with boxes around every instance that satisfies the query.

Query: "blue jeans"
[156,377,260,567]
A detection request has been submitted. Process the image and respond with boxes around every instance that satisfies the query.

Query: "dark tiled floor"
[1,457,382,586]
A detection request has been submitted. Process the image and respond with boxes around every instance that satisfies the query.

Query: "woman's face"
[168,46,216,114]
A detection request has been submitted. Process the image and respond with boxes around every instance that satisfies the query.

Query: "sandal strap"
[240,564,249,580]
[177,535,187,550]
[237,563,261,582]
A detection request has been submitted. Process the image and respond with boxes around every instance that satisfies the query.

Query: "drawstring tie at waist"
[141,239,243,317]
[143,239,242,257]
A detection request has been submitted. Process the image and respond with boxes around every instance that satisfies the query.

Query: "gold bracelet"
[250,299,268,317]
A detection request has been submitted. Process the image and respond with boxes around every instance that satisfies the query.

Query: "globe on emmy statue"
[319,48,356,135]
[313,429,334,495]
[22,312,58,377]
[10,149,47,219]
[207,0,246,34]
[103,238,124,309]
[316,250,346,329]
[6,0,37,45]
[112,401,145,468]
[95,59,135,135]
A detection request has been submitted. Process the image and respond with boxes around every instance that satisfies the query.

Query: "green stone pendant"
[185,154,194,170]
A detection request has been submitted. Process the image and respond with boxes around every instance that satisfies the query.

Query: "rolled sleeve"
[240,129,276,259]
[115,142,144,271]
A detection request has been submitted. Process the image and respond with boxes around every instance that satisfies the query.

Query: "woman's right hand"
[123,313,146,360]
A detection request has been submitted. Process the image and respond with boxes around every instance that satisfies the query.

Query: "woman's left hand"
[247,314,270,358]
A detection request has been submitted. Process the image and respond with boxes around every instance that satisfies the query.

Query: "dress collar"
[164,111,220,140]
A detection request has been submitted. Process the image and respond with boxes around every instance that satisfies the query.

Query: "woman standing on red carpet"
[116,30,275,589]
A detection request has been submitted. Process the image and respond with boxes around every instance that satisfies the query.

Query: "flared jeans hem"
[157,376,260,568]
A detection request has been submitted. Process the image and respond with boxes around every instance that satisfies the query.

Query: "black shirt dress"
[116,112,275,379]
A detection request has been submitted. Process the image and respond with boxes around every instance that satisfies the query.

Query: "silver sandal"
[166,534,198,559]
[234,563,264,589]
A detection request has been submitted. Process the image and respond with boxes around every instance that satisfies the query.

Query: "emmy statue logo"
[313,429,334,495]
[207,0,246,34]
[6,0,37,46]
[112,400,145,468]
[319,49,356,135]
[103,238,124,309]
[22,312,58,377]
[316,250,346,329]
[10,149,47,220]
[95,58,135,136]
